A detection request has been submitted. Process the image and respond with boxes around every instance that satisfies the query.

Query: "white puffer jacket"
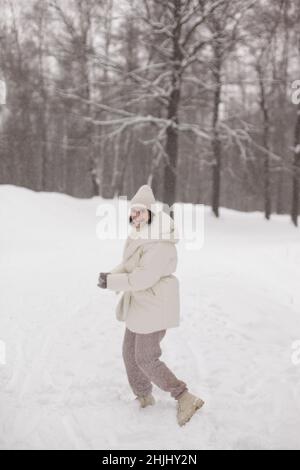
[107,209,180,334]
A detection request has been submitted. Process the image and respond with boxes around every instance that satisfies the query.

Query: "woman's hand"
[97,272,110,289]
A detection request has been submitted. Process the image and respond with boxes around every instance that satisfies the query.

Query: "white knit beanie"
[130,185,157,213]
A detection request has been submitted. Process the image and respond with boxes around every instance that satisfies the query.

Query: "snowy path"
[0,185,300,449]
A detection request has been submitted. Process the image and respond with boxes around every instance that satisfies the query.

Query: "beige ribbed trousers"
[122,327,188,400]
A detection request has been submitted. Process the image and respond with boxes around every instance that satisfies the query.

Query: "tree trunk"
[258,68,271,220]
[211,56,222,218]
[164,111,179,209]
[292,103,300,226]
[163,0,182,209]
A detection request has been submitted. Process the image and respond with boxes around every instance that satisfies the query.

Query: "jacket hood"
[130,184,157,213]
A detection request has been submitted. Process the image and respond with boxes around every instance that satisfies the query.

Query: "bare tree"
[49,0,99,196]
[245,0,288,219]
[80,0,230,207]
[204,0,254,217]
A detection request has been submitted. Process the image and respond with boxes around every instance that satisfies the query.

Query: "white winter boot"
[176,390,204,426]
[135,393,156,408]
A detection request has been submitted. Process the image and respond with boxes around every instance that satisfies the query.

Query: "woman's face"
[130,207,149,228]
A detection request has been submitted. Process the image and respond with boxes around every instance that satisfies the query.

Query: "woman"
[98,185,204,426]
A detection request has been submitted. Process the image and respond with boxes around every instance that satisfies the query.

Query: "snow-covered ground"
[0,184,300,450]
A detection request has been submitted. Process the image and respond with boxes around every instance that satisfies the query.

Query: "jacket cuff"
[107,273,130,291]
